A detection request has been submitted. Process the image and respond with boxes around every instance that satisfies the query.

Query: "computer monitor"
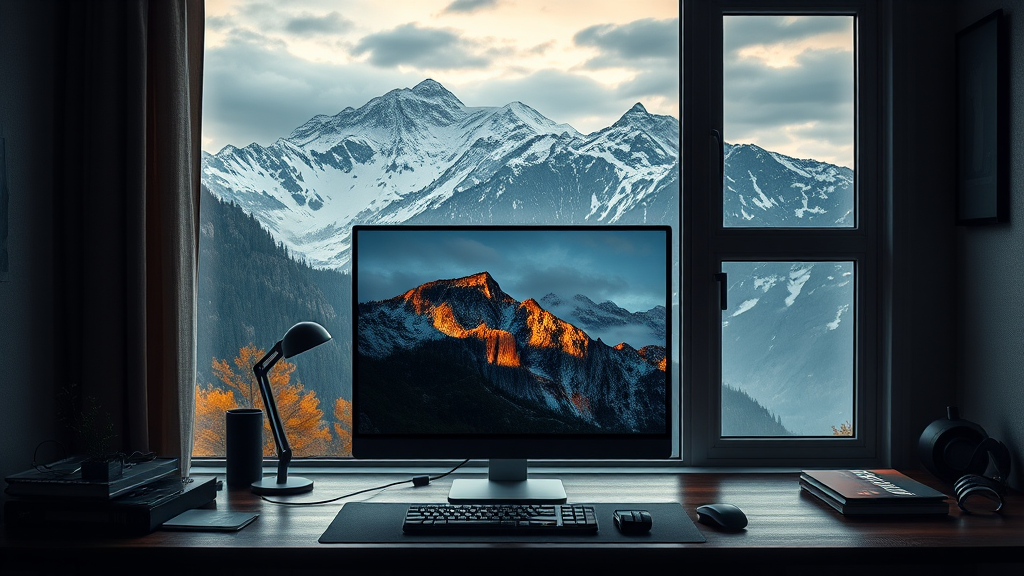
[351,225,672,503]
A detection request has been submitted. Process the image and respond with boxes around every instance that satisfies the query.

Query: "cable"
[258,458,472,506]
[31,440,81,476]
[31,442,160,477]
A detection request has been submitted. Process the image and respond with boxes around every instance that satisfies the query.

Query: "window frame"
[682,0,885,467]
[192,0,890,471]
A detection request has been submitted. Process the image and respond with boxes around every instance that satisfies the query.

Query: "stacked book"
[799,469,951,517]
[3,456,218,535]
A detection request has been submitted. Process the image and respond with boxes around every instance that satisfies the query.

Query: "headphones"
[918,406,1011,513]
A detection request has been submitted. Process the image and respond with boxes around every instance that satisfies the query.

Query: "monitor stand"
[448,459,567,504]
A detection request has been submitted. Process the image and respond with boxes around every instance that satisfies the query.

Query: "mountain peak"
[448,271,502,299]
[628,102,649,114]
[455,270,494,285]
[412,78,444,94]
[612,102,654,129]
[407,78,464,106]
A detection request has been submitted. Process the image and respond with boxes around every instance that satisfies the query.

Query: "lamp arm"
[253,341,293,483]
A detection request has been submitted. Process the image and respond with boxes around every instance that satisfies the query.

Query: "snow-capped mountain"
[356,272,666,434]
[201,79,677,269]
[721,261,854,435]
[538,292,666,349]
[723,143,854,227]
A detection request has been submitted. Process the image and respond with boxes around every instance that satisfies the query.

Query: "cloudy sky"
[202,3,854,168]
[202,0,679,154]
[724,15,855,168]
[355,227,668,316]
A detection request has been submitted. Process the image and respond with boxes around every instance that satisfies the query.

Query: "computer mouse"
[613,509,653,534]
[695,503,747,532]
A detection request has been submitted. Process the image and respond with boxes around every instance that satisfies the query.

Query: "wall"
[887,0,961,472]
[956,0,1024,490]
[0,0,60,483]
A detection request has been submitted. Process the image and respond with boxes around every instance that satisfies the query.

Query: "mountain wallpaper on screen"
[356,272,666,435]
[198,79,856,440]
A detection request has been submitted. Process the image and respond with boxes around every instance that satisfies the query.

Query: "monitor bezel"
[350,224,674,461]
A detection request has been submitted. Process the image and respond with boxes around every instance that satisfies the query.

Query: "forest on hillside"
[195,185,352,457]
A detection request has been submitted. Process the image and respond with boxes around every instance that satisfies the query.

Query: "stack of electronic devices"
[3,455,218,535]
[799,469,951,517]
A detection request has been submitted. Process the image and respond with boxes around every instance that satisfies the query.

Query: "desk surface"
[2,470,1022,574]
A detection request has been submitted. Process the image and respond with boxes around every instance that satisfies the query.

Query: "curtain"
[57,0,204,476]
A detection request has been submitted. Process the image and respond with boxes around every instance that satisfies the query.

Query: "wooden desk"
[2,470,1022,575]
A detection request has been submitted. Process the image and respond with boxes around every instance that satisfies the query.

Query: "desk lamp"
[250,321,332,495]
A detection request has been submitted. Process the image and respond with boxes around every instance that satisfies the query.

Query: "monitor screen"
[351,225,672,501]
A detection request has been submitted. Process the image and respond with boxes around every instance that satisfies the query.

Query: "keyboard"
[402,503,598,535]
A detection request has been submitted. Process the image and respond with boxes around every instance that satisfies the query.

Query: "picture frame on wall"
[955,9,1008,225]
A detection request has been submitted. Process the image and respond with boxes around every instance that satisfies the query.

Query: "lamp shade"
[281,321,332,358]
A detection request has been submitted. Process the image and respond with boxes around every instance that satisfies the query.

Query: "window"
[684,0,882,465]
[194,0,883,467]
[194,0,681,460]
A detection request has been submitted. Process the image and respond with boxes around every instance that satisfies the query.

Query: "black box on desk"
[3,475,218,536]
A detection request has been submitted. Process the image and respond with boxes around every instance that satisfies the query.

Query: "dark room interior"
[0,0,1022,573]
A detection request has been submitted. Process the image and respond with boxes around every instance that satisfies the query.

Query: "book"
[3,475,219,535]
[799,469,950,516]
[4,456,179,500]
[161,508,259,532]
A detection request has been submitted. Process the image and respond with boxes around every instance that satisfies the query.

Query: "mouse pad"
[319,502,706,544]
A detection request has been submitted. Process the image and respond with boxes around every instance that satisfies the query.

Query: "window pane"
[721,261,853,437]
[723,16,854,228]
[195,1,680,458]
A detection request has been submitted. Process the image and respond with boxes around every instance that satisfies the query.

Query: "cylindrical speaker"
[226,408,264,487]
[918,406,989,484]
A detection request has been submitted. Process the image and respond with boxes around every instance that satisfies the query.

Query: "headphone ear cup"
[918,408,991,484]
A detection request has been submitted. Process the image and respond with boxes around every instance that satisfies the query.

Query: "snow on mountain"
[357,272,666,433]
[202,79,583,269]
[201,79,678,269]
[539,292,665,350]
[723,143,854,227]
[720,261,854,436]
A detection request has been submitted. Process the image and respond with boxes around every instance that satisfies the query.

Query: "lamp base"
[251,476,314,495]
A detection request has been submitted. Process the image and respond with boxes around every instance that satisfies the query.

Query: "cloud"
[284,11,353,35]
[352,23,493,69]
[201,29,417,152]
[614,69,680,104]
[725,15,851,54]
[463,69,630,132]
[574,17,679,67]
[442,0,501,14]
[201,2,681,152]
[516,265,630,304]
[723,16,855,166]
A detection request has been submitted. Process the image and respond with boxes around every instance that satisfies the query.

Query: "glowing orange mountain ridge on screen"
[430,302,522,367]
[395,271,661,370]
[360,271,668,433]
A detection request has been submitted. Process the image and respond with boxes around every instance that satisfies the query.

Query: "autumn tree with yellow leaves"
[831,420,853,437]
[193,343,340,457]
[331,397,353,457]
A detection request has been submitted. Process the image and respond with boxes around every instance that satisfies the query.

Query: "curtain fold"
[57,0,203,476]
